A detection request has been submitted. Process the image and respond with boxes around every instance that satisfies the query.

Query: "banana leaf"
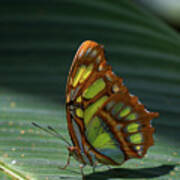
[0,0,180,179]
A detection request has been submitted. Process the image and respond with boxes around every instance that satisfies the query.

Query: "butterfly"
[65,40,159,176]
[33,40,159,178]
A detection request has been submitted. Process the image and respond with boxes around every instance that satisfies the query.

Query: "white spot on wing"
[106,74,112,82]
[145,109,150,113]
[78,49,84,58]
[96,55,101,64]
[91,50,97,57]
[85,47,92,56]
[98,64,104,71]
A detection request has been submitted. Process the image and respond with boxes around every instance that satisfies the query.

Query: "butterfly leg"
[79,164,85,180]
[59,153,71,170]
[92,161,98,173]
[92,165,96,173]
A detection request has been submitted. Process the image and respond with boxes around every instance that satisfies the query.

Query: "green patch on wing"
[111,102,123,116]
[126,122,140,133]
[119,107,131,118]
[86,116,103,143]
[84,96,108,126]
[129,133,143,144]
[86,116,114,149]
[73,65,86,87]
[85,116,125,164]
[83,78,106,99]
[126,113,138,121]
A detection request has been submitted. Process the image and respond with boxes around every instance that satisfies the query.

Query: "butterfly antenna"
[47,125,71,146]
[32,122,71,146]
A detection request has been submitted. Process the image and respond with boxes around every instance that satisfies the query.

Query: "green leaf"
[0,0,180,179]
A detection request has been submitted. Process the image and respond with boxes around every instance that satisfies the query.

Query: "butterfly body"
[66,40,159,169]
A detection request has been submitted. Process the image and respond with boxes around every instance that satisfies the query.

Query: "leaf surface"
[0,0,180,179]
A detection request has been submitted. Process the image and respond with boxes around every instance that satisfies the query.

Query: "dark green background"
[0,0,180,179]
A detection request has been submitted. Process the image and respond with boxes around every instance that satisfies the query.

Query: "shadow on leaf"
[85,165,176,180]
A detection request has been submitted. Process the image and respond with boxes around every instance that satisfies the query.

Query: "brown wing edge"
[65,40,159,165]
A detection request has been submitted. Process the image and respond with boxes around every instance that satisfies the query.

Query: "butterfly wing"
[66,40,112,165]
[66,40,159,166]
[86,93,158,165]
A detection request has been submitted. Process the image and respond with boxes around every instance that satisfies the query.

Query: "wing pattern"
[66,40,159,166]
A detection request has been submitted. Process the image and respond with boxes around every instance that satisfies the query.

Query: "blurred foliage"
[0,0,180,179]
[135,0,180,26]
